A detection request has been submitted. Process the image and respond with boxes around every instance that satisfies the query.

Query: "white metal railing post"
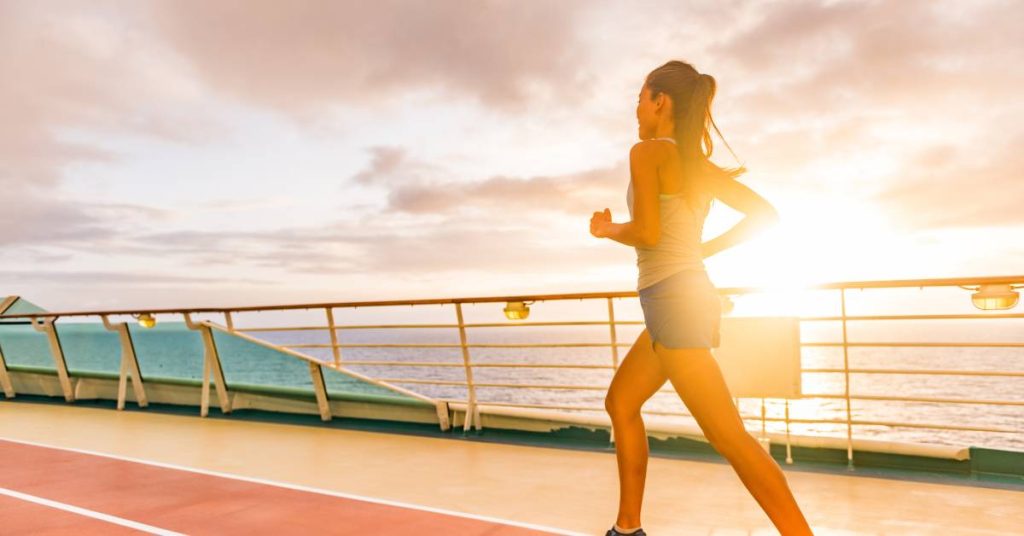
[308,362,332,421]
[0,298,13,398]
[184,313,231,417]
[759,398,770,453]
[784,398,793,464]
[435,400,451,432]
[101,315,148,410]
[326,307,341,366]
[224,311,234,331]
[0,341,14,398]
[606,298,619,445]
[607,297,620,368]
[30,317,74,402]
[455,303,481,431]
[840,288,854,469]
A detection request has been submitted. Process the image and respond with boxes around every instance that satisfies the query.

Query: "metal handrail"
[435,399,1020,434]
[2,273,1021,320]
[2,273,1021,461]
[280,340,1024,349]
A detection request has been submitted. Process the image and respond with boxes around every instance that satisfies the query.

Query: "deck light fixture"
[134,312,157,328]
[963,283,1020,310]
[503,301,532,321]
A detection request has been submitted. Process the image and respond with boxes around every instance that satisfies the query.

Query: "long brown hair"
[645,60,746,212]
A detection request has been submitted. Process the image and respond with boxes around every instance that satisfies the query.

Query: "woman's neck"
[654,120,674,139]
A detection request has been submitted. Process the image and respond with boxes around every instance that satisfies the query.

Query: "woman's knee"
[604,393,640,420]
[603,393,620,416]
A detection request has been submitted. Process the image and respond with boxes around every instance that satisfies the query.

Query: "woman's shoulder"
[629,139,673,163]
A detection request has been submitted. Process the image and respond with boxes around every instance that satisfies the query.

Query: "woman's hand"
[590,208,612,238]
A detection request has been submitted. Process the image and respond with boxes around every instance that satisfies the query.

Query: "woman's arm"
[700,168,780,259]
[591,141,664,248]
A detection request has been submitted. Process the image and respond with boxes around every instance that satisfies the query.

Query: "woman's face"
[636,83,662,139]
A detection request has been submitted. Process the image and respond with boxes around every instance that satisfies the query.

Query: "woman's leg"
[604,329,668,529]
[652,340,813,535]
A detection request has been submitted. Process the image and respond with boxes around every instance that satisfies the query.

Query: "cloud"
[1,1,597,256]
[0,1,220,247]
[47,213,618,281]
[702,0,1024,228]
[350,145,629,215]
[149,0,594,116]
[0,268,270,286]
[712,0,1022,110]
[4,0,1023,310]
[872,134,1024,229]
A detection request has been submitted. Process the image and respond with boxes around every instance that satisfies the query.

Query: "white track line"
[0,486,184,536]
[0,436,585,536]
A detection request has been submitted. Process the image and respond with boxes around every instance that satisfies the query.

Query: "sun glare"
[711,196,897,317]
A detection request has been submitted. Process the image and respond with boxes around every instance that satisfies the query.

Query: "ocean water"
[254,318,1024,453]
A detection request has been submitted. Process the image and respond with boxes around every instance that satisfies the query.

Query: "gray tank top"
[626,138,712,290]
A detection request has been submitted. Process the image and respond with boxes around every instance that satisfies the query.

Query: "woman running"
[589,60,813,536]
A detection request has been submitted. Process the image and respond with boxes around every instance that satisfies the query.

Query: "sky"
[2,0,1022,314]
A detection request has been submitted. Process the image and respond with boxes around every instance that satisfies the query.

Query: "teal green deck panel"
[209,326,427,402]
[0,298,49,322]
[53,323,121,376]
[127,322,204,381]
[970,447,1024,477]
[4,366,120,381]
[320,362,424,401]
[5,366,431,407]
[0,324,56,370]
[0,319,430,405]
[210,328,315,394]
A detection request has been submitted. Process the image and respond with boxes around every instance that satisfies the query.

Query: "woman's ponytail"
[646,61,747,208]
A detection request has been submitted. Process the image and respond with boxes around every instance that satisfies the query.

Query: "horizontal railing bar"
[284,342,618,349]
[4,274,1021,319]
[438,399,1019,434]
[342,360,614,369]
[442,401,762,426]
[799,312,1024,321]
[375,378,469,386]
[289,343,463,349]
[845,420,1018,434]
[325,359,1024,377]
[800,341,1024,348]
[804,368,1024,377]
[469,343,612,348]
[341,361,464,367]
[238,325,459,332]
[286,340,1024,350]
[738,417,1017,434]
[377,376,1024,409]
[25,314,1024,332]
[801,393,1024,406]
[441,399,605,412]
[378,379,605,390]
[235,326,329,332]
[238,321,635,332]
[207,312,1024,332]
[638,414,1015,434]
[463,320,618,328]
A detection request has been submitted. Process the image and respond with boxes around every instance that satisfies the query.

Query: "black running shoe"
[605,527,646,536]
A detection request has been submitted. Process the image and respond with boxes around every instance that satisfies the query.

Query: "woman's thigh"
[654,342,748,446]
[605,329,668,415]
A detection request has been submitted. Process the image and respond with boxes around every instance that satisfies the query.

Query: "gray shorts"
[638,269,722,350]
